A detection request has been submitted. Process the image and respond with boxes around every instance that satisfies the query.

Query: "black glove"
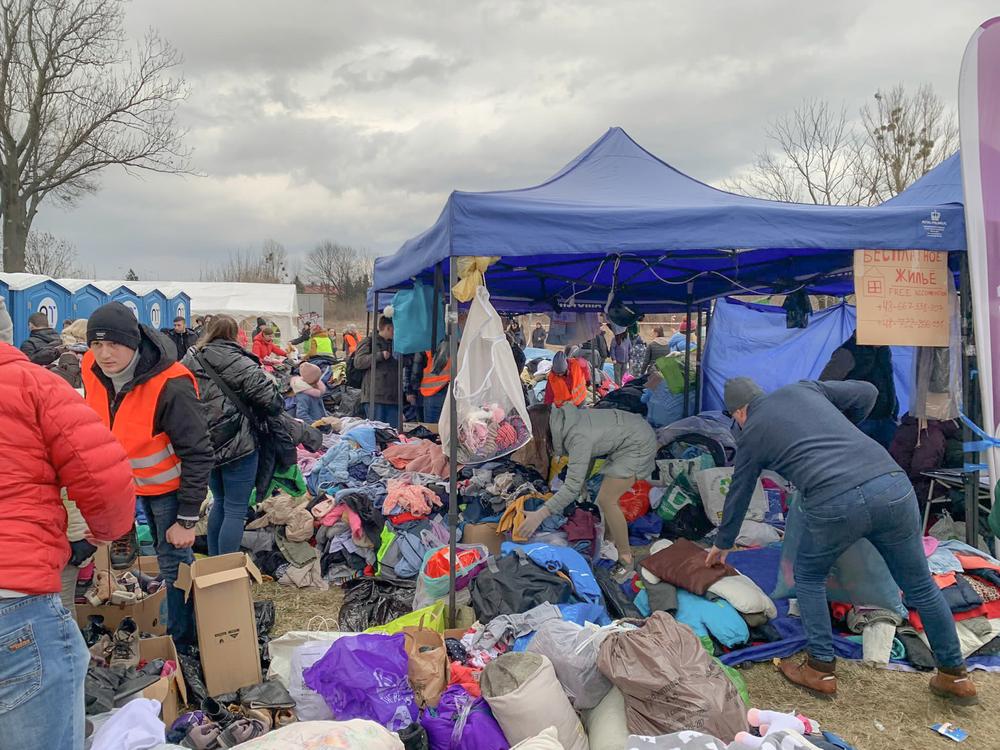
[69,539,98,567]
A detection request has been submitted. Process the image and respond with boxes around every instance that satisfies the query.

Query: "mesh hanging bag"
[440,286,532,464]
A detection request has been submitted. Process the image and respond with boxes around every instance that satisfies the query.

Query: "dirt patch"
[254,580,345,637]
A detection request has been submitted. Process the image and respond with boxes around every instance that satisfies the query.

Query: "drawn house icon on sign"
[865,267,885,297]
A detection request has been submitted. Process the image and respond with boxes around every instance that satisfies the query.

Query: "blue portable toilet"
[136,286,168,330]
[94,281,143,322]
[0,273,71,345]
[56,278,110,320]
[166,288,191,327]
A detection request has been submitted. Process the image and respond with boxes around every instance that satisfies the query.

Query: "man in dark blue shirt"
[706,377,974,704]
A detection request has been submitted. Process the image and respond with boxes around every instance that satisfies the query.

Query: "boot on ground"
[778,656,837,697]
[930,668,979,706]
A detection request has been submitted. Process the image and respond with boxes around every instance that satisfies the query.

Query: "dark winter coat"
[819,335,898,421]
[353,333,399,404]
[182,339,284,466]
[20,327,62,363]
[161,327,200,361]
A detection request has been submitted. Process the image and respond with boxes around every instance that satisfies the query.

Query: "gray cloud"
[33,0,998,279]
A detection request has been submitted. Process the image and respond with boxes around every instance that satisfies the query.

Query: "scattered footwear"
[109,617,140,669]
[241,707,273,732]
[778,656,837,698]
[930,669,979,706]
[83,615,111,647]
[273,708,297,728]
[610,560,635,585]
[217,718,267,747]
[88,634,112,665]
[110,526,139,570]
[85,571,117,606]
[201,696,239,729]
[181,723,221,750]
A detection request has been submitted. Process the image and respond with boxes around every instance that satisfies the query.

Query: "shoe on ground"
[778,656,837,698]
[217,718,267,747]
[273,708,297,727]
[110,526,139,570]
[201,697,239,729]
[109,617,140,670]
[930,669,979,706]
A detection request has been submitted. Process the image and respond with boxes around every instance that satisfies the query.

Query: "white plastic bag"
[440,286,531,464]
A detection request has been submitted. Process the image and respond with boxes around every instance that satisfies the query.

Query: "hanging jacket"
[252,332,288,361]
[819,334,898,421]
[353,333,399,404]
[0,343,135,595]
[83,325,213,520]
[548,404,658,516]
[182,339,284,465]
[308,334,334,358]
[419,349,451,397]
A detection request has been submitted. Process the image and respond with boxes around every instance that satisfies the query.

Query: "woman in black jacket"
[182,315,283,555]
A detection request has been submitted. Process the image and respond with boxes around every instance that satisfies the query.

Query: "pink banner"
[960,17,1000,486]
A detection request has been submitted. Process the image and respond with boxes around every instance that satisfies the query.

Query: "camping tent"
[178,281,299,342]
[371,127,965,309]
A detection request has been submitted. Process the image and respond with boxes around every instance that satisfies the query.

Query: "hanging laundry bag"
[440,286,531,464]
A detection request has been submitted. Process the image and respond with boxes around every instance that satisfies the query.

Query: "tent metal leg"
[447,256,459,628]
[369,306,377,421]
[695,305,704,414]
[960,255,980,546]
[397,356,404,432]
[682,295,693,417]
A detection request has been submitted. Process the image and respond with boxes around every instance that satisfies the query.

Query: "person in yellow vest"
[544,350,589,407]
[343,325,360,356]
[82,302,214,647]
[306,324,335,359]
[410,343,451,423]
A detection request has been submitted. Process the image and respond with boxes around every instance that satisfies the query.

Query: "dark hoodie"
[20,326,62,363]
[86,324,213,520]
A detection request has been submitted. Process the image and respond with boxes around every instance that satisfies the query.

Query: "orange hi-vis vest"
[549,359,588,407]
[82,351,198,496]
[344,332,359,355]
[420,350,452,397]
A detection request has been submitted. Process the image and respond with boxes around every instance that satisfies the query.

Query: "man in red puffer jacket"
[0,315,136,750]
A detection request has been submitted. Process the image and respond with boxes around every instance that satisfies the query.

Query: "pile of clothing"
[456,403,531,464]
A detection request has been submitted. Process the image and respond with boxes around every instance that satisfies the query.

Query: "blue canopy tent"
[371,127,965,309]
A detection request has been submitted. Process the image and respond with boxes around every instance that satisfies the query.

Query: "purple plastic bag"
[303,633,417,731]
[420,685,509,750]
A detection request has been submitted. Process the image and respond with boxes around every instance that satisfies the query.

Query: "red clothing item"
[252,332,287,360]
[0,344,135,594]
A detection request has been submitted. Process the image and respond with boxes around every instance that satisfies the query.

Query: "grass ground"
[255,580,1000,750]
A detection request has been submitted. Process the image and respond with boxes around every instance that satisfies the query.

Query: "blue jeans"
[208,451,260,556]
[369,403,399,426]
[794,470,963,667]
[0,595,89,750]
[422,391,446,423]
[140,493,196,647]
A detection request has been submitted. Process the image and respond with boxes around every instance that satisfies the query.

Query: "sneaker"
[89,634,112,665]
[217,718,267,747]
[201,697,239,729]
[109,526,139,570]
[181,723,221,750]
[273,708,297,728]
[84,615,111,647]
[930,668,979,706]
[109,617,140,669]
[85,571,118,606]
[778,656,837,698]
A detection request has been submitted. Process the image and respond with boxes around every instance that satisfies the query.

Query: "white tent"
[175,281,299,341]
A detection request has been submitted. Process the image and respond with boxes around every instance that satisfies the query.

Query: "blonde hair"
[61,318,89,345]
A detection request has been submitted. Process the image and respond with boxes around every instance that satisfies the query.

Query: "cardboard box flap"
[176,552,261,600]
[193,567,253,591]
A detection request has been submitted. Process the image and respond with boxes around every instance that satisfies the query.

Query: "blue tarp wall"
[702,298,914,416]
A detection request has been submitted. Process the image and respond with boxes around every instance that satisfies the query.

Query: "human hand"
[382,350,391,360]
[166,523,196,549]
[406,394,417,405]
[516,507,551,540]
[705,545,730,567]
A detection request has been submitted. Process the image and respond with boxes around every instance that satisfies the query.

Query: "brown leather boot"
[930,668,979,706]
[778,656,837,698]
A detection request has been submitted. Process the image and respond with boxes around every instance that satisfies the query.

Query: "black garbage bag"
[179,652,208,706]
[469,553,576,623]
[255,599,276,636]
[658,502,714,541]
[397,721,429,750]
[338,577,417,632]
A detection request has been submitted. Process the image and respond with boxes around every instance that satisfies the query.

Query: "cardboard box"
[74,586,166,636]
[462,522,503,556]
[176,552,263,697]
[139,636,187,726]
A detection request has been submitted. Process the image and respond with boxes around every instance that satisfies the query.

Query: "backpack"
[345,352,365,389]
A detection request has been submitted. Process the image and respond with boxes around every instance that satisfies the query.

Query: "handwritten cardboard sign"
[854,249,950,346]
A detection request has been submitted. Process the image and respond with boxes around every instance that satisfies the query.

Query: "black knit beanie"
[87,302,141,350]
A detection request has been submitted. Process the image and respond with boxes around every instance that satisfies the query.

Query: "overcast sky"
[32,0,997,280]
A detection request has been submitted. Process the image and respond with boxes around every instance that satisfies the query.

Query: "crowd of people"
[0,296,982,748]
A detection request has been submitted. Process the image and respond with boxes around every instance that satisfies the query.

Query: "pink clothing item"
[382,439,450,478]
[299,361,323,385]
[319,503,364,539]
[923,536,939,556]
[383,479,442,516]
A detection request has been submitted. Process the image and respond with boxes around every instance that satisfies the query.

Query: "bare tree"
[201,239,289,283]
[22,229,78,275]
[728,84,956,206]
[304,240,372,320]
[859,84,959,202]
[0,0,190,272]
[124,267,138,280]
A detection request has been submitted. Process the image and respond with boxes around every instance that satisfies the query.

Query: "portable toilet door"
[169,291,191,327]
[139,288,168,330]
[56,279,110,321]
[100,284,143,322]
[0,273,71,345]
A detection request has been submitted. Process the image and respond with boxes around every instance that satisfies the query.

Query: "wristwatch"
[176,518,198,530]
